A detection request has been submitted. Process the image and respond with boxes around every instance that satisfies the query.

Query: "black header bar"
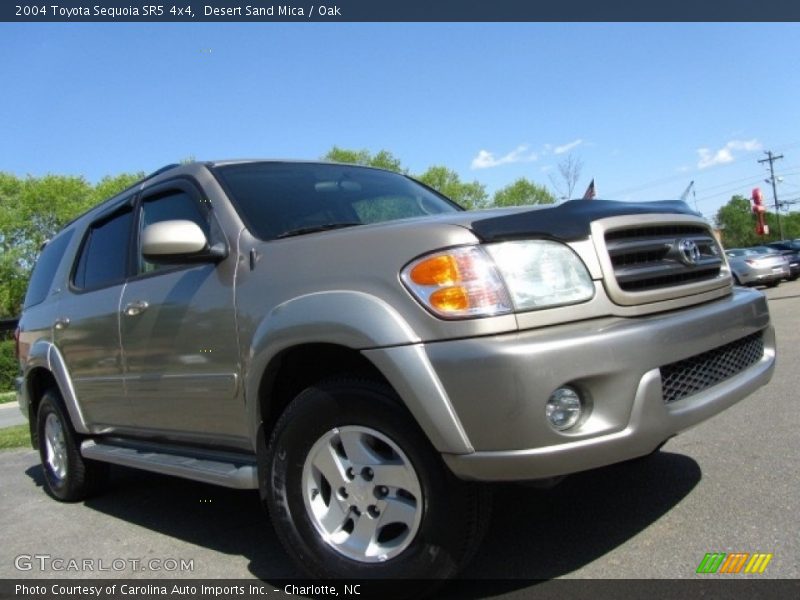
[3,1,800,23]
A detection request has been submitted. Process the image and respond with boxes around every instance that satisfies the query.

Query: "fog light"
[546,387,582,431]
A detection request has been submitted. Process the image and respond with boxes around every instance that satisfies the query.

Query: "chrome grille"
[605,225,723,292]
[660,332,764,404]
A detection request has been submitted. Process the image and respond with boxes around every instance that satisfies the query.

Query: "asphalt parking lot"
[1,283,798,587]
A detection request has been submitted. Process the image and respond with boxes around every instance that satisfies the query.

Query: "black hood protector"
[470,199,700,243]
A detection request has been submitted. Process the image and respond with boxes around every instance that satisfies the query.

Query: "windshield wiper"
[276,222,362,239]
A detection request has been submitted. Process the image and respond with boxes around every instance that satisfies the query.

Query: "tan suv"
[16,160,775,579]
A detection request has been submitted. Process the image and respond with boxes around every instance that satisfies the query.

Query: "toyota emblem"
[677,239,701,265]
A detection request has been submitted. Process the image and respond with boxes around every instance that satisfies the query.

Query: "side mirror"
[142,220,226,264]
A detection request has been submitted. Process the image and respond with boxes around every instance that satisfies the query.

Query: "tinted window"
[73,209,133,289]
[214,162,460,240]
[23,230,75,308]
[139,190,209,273]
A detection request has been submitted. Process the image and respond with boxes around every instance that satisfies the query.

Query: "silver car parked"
[725,247,789,287]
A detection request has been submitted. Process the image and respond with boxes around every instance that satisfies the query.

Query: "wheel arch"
[245,291,473,455]
[256,343,392,445]
[22,340,90,442]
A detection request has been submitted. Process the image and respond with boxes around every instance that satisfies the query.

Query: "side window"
[23,229,75,308]
[73,209,133,290]
[138,190,210,274]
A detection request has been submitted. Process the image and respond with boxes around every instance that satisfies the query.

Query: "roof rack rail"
[144,163,181,181]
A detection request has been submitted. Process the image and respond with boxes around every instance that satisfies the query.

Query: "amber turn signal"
[429,286,470,312]
[409,255,460,286]
[401,246,513,319]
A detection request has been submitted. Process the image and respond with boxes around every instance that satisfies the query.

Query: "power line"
[693,177,767,205]
[605,139,800,199]
[692,167,800,206]
[758,150,784,240]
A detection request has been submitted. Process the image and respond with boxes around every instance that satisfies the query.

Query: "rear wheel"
[36,389,108,502]
[261,379,491,579]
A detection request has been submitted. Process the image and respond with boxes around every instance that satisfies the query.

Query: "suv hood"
[466,199,700,242]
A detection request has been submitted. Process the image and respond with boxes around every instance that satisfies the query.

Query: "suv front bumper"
[424,287,774,481]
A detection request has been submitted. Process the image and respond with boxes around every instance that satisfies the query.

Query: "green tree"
[0,172,141,316]
[716,195,763,248]
[779,212,800,239]
[416,166,489,210]
[87,173,143,207]
[716,194,800,248]
[1,175,93,268]
[322,147,405,173]
[0,339,16,391]
[322,147,491,209]
[492,178,556,207]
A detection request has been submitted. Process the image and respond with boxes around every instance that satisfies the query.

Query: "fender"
[24,339,90,434]
[244,290,473,454]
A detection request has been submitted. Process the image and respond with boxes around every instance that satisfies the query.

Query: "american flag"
[582,179,596,200]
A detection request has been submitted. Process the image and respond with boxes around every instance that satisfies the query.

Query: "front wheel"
[262,379,490,579]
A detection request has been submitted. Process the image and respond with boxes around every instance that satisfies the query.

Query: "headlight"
[486,240,594,311]
[401,241,594,319]
[401,246,513,319]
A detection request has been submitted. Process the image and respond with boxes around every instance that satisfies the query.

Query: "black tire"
[766,280,780,288]
[261,379,491,580]
[36,389,108,502]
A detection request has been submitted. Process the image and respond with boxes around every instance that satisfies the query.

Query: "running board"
[80,440,258,489]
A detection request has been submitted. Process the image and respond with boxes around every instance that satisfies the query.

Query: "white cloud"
[728,139,762,151]
[471,138,589,169]
[696,139,762,169]
[554,139,583,155]
[470,145,538,169]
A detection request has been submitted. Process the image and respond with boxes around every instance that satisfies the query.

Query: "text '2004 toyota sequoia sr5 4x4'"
[15,161,775,579]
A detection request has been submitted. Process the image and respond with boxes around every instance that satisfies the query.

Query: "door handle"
[123,301,149,317]
[54,318,70,330]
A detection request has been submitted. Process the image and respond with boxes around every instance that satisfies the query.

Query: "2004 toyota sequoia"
[15,160,775,579]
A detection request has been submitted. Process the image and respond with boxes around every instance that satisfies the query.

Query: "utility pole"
[758,150,784,240]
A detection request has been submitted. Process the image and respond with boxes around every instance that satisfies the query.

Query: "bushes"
[0,339,18,392]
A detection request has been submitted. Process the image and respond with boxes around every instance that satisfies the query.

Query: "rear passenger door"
[55,205,133,427]
[119,180,244,442]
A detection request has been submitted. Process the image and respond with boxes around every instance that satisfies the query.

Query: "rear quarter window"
[23,230,75,309]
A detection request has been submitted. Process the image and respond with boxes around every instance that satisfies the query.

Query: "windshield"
[212,162,461,241]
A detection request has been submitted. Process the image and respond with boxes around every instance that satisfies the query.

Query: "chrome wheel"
[301,425,423,563]
[44,412,67,481]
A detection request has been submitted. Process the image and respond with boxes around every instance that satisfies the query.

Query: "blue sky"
[1,22,799,220]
